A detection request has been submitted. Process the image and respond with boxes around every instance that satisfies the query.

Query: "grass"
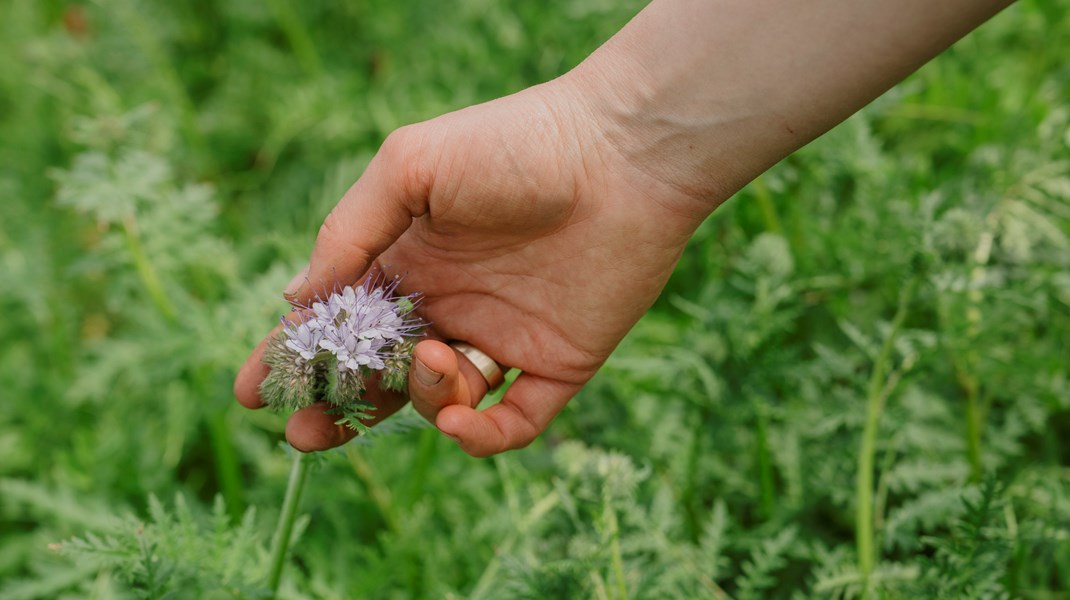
[1,0,1068,598]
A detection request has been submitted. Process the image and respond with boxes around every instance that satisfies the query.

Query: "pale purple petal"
[285,275,422,372]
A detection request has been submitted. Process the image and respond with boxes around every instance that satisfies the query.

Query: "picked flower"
[259,273,425,432]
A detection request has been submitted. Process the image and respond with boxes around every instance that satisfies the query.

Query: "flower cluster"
[259,274,425,431]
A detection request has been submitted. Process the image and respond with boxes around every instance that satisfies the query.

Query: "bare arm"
[570,0,1013,210]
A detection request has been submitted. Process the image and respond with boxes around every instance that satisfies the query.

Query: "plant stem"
[268,452,311,596]
[856,278,916,596]
[752,176,783,235]
[264,0,324,77]
[401,428,438,509]
[682,415,704,540]
[607,502,628,600]
[754,397,776,521]
[121,216,177,324]
[206,408,245,520]
[345,445,398,533]
[958,367,983,481]
[960,224,993,483]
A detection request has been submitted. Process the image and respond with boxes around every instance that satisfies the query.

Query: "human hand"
[233,73,713,457]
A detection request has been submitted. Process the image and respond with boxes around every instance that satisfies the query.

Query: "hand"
[233,75,710,457]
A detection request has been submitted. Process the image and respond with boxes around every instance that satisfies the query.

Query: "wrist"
[550,62,725,229]
[558,4,759,217]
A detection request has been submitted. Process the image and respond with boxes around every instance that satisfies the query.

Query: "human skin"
[234,0,1013,457]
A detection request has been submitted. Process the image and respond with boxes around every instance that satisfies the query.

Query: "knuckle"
[318,209,341,237]
[501,399,541,452]
[377,126,416,169]
[316,210,347,246]
[508,431,538,452]
[378,125,433,209]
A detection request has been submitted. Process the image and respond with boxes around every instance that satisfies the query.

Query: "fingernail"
[284,265,310,298]
[414,356,444,387]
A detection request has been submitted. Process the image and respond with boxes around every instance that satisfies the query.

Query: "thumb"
[286,127,433,302]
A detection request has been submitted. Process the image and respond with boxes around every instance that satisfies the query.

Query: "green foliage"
[61,495,271,599]
[906,477,1014,599]
[1,0,1068,598]
[327,399,378,435]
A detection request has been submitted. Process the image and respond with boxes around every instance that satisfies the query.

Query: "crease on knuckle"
[501,397,540,451]
[381,126,433,215]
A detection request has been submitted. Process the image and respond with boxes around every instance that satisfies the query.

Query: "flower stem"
[856,277,916,597]
[268,452,311,595]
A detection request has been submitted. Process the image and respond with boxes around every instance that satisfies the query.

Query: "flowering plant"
[259,273,425,432]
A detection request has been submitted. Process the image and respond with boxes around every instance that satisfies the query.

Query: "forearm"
[566,0,1013,212]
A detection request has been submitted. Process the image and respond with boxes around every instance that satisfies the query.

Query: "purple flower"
[260,272,425,415]
[282,275,423,370]
[283,321,323,362]
[320,323,388,371]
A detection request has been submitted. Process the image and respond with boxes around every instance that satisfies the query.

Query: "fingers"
[435,375,580,458]
[285,386,410,452]
[234,309,307,409]
[408,340,580,458]
[234,324,283,409]
[241,333,575,455]
[285,128,432,303]
[408,340,489,423]
[285,403,359,451]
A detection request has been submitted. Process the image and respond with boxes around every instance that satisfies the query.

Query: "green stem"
[937,294,985,484]
[682,412,705,541]
[752,176,783,234]
[264,0,324,77]
[872,431,902,553]
[268,452,311,595]
[121,216,177,323]
[122,197,245,523]
[607,502,628,600]
[754,398,776,521]
[206,408,245,521]
[401,428,438,509]
[958,368,983,481]
[345,445,398,533]
[856,278,916,596]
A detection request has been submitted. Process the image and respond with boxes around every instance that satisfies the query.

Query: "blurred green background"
[1,0,1068,598]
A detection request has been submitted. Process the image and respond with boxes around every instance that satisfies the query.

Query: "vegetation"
[1,0,1067,597]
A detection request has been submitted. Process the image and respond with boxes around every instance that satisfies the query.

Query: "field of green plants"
[2,0,1069,598]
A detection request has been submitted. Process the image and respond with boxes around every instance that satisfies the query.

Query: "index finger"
[284,127,432,304]
[234,324,282,409]
[434,374,580,457]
